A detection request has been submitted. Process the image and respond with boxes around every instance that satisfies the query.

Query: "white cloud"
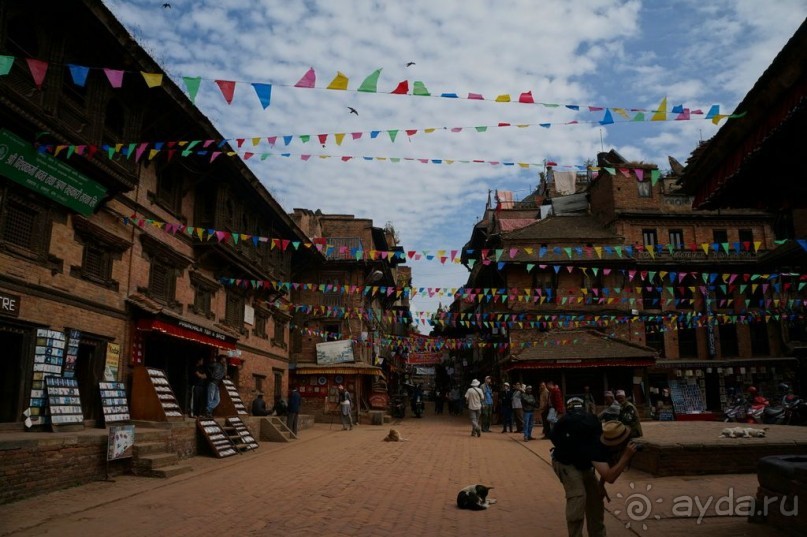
[104,0,806,323]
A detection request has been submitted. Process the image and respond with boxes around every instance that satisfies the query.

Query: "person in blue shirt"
[286,386,301,435]
[481,376,494,432]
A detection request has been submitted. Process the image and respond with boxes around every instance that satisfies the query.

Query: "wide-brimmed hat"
[471,379,480,387]
[601,420,631,446]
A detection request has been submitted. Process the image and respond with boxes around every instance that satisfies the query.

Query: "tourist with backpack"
[550,397,638,537]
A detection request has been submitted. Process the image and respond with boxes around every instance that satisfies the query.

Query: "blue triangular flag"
[252,83,272,109]
[67,64,90,87]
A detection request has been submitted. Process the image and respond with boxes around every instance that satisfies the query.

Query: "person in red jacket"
[548,380,565,425]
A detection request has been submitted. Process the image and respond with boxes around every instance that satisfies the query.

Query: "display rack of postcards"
[62,329,81,379]
[45,376,85,431]
[197,418,237,458]
[27,329,67,427]
[99,381,131,425]
[215,379,249,416]
[668,378,706,414]
[225,416,259,452]
[130,366,184,421]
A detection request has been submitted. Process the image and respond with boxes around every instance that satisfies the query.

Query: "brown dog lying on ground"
[383,428,408,442]
[456,484,496,510]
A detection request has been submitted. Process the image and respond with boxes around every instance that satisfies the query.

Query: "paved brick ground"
[0,413,794,536]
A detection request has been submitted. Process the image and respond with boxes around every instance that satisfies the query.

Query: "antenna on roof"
[599,128,604,152]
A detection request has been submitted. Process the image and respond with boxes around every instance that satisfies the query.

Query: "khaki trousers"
[552,460,605,537]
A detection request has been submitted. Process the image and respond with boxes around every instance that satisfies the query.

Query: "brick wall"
[633,443,807,477]
[0,435,129,505]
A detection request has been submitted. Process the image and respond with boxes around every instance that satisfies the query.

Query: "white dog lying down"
[720,426,768,438]
[456,484,497,510]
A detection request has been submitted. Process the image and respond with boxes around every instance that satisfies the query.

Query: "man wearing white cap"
[598,391,620,422]
[464,379,484,437]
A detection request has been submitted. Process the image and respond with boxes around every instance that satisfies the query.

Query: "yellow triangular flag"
[326,71,349,90]
[651,97,667,121]
[141,72,163,88]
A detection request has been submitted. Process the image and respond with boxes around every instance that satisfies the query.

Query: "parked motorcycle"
[412,393,424,418]
[390,395,406,419]
[723,394,748,422]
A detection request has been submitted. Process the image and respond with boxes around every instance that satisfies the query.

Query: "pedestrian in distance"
[251,392,271,416]
[537,381,551,438]
[204,354,227,417]
[547,380,565,429]
[188,357,206,418]
[464,379,484,437]
[598,391,621,422]
[287,386,301,435]
[480,376,494,432]
[499,382,514,433]
[550,397,639,537]
[521,385,537,441]
[583,385,596,414]
[338,385,353,430]
[615,389,643,438]
[512,382,524,433]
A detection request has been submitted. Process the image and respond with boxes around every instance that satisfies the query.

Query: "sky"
[104,0,807,328]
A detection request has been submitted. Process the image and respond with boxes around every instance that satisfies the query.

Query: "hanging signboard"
[316,339,354,365]
[0,129,107,216]
[104,343,121,381]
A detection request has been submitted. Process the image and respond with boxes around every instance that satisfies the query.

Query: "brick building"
[459,146,797,415]
[0,2,319,428]
[289,210,409,422]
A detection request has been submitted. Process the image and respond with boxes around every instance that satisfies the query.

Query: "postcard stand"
[130,366,184,421]
[225,416,259,452]
[45,376,85,432]
[197,418,237,458]
[99,381,131,426]
[214,379,249,417]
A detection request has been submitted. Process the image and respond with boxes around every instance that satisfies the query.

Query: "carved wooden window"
[0,193,51,261]
[272,317,287,348]
[254,310,268,339]
[224,290,245,331]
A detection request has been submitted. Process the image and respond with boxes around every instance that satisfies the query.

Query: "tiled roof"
[508,329,656,363]
[503,215,620,242]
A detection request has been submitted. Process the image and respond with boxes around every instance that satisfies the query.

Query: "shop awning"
[136,318,237,350]
[506,359,655,371]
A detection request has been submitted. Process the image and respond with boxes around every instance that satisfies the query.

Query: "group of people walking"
[462,378,643,442]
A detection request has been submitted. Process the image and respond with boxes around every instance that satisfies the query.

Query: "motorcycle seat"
[764,407,785,417]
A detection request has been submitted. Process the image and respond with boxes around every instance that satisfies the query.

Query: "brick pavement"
[0,413,791,537]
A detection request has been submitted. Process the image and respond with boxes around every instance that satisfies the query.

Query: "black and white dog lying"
[456,484,496,510]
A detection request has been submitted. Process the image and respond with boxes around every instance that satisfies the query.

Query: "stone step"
[136,452,179,470]
[133,441,168,456]
[148,464,194,479]
[134,429,171,443]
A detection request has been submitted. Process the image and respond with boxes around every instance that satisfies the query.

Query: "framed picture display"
[45,376,84,429]
[99,382,131,424]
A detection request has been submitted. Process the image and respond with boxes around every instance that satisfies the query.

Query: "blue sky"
[104,0,807,323]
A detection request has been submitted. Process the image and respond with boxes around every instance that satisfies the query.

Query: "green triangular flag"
[650,169,660,185]
[358,68,382,92]
[0,55,13,76]
[183,76,202,103]
[413,81,430,96]
[388,130,398,142]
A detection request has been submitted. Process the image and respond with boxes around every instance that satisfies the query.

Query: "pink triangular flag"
[215,80,236,104]
[103,68,125,88]
[295,68,316,88]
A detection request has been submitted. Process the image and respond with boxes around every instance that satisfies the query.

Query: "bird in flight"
[406,62,416,67]
[162,3,171,8]
[347,107,358,116]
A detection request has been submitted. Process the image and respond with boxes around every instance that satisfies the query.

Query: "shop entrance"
[0,328,28,423]
[144,333,214,415]
[73,339,106,424]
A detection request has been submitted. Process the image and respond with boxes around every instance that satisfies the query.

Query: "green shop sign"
[0,129,107,216]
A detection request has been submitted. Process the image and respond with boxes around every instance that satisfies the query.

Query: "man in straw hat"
[550,397,639,537]
[464,379,484,437]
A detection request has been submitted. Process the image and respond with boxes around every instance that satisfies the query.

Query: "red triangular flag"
[390,80,409,94]
[26,59,48,89]
[215,80,236,104]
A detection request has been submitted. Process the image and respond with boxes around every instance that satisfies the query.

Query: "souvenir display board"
[130,366,184,421]
[668,379,706,414]
[225,416,259,452]
[62,329,81,379]
[45,376,85,430]
[197,417,237,458]
[27,329,66,426]
[215,379,248,416]
[107,424,136,461]
[99,382,131,424]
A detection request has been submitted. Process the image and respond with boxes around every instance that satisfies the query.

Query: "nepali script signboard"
[0,129,106,216]
[316,340,355,365]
